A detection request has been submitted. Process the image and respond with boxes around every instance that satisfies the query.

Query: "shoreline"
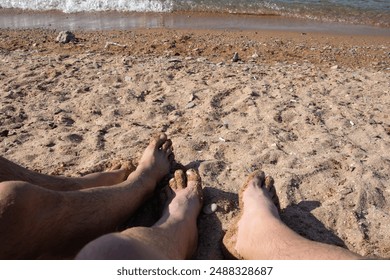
[0,8,390,36]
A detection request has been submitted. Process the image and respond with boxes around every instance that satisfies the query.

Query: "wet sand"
[1,8,390,35]
[0,23,389,259]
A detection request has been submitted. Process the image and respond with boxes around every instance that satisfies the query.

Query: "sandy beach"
[0,25,389,259]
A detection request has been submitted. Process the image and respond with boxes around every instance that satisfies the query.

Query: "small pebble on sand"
[203,203,218,214]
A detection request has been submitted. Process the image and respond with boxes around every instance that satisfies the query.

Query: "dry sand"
[0,28,389,259]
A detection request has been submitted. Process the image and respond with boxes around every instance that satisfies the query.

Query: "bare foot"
[222,171,280,259]
[223,171,362,260]
[133,133,174,188]
[232,171,282,259]
[152,169,203,259]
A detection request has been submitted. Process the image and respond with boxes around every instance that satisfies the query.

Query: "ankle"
[136,163,161,185]
[126,167,156,194]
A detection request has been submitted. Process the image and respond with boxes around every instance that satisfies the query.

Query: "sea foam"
[0,0,174,13]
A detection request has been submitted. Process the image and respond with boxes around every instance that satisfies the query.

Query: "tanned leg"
[0,156,134,191]
[0,133,173,259]
[223,171,363,260]
[76,169,203,260]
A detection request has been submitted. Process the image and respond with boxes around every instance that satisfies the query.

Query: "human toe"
[174,169,186,190]
[250,171,266,188]
[162,139,173,152]
[186,169,203,202]
[150,133,168,149]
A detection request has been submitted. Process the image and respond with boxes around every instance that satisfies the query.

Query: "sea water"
[0,0,389,27]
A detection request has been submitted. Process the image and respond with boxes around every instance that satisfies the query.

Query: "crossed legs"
[0,134,176,259]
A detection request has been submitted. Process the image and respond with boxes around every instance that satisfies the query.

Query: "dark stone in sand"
[56,31,76,44]
[232,52,240,62]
